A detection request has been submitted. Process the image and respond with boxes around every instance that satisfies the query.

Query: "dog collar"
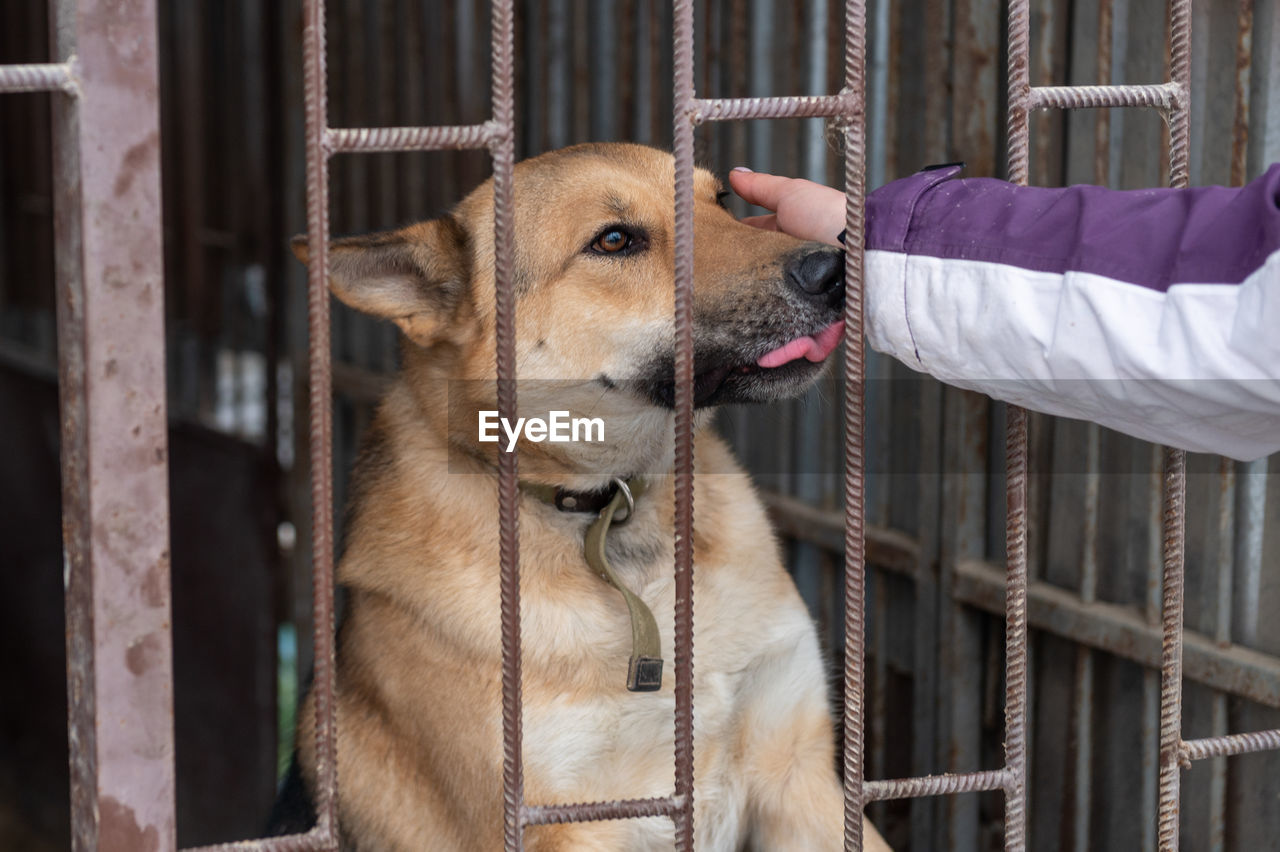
[520,477,663,693]
[520,478,635,516]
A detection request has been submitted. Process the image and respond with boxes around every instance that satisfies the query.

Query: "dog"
[283,142,891,851]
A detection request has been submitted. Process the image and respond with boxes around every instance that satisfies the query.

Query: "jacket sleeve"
[861,163,1280,461]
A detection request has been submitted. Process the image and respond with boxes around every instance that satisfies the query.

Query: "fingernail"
[731,166,753,173]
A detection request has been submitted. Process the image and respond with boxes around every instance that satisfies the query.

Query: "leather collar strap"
[521,477,663,692]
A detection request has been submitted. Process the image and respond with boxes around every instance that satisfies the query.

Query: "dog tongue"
[756,321,845,369]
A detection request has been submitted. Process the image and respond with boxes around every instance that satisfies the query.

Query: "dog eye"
[715,189,730,209]
[588,225,645,256]
[595,229,630,252]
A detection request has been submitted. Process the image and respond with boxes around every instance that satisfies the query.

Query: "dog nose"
[785,249,845,302]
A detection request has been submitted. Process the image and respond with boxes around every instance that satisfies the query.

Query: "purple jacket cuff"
[865,162,1280,289]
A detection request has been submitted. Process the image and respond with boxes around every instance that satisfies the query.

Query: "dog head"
[293,143,844,475]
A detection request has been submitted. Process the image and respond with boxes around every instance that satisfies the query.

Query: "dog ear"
[290,217,470,347]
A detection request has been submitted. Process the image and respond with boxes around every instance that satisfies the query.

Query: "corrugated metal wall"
[0,0,1277,849]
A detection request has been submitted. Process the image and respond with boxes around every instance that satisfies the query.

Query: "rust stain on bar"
[49,0,176,850]
[1230,0,1255,187]
[671,2,697,849]
[300,0,340,843]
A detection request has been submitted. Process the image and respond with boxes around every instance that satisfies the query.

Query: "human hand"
[727,167,846,246]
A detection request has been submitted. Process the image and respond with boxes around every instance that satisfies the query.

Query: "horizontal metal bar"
[326,122,496,154]
[1027,82,1182,111]
[864,769,1012,802]
[690,93,859,123]
[521,795,686,826]
[1183,729,1280,761]
[953,558,1280,708]
[759,491,920,579]
[0,61,78,94]
[183,827,337,852]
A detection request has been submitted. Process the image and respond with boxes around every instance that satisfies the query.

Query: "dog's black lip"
[643,350,827,409]
[630,308,845,409]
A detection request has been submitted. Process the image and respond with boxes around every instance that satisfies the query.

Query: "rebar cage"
[0,0,1278,850]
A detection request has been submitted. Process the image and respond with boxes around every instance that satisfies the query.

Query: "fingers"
[728,168,794,212]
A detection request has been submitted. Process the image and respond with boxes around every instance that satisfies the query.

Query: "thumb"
[728,168,796,212]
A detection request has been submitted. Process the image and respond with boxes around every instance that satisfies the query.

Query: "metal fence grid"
[2,0,1278,850]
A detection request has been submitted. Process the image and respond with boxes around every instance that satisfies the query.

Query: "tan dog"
[286,143,890,851]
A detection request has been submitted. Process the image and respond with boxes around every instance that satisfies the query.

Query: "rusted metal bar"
[1028,82,1182,110]
[1158,448,1188,852]
[1183,729,1280,761]
[1004,1,1033,848]
[522,795,685,826]
[491,0,521,846]
[1230,0,1255,190]
[48,0,176,849]
[864,769,1012,802]
[299,0,340,845]
[0,61,77,93]
[840,0,869,848]
[1094,0,1114,186]
[691,92,856,121]
[1158,0,1194,845]
[186,829,333,852]
[950,558,1280,709]
[1141,444,1164,852]
[327,123,496,153]
[1002,407,1030,852]
[671,2,697,849]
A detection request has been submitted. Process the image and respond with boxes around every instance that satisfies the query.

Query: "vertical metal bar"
[1207,459,1236,852]
[1234,459,1267,647]
[1003,3,1032,850]
[1157,448,1187,852]
[748,0,773,163]
[802,0,828,180]
[1002,411,1030,852]
[49,1,176,850]
[1230,0,1255,187]
[1158,0,1193,847]
[866,0,890,189]
[491,0,522,846]
[1095,0,1114,187]
[1142,444,1164,852]
[300,0,340,841]
[671,4,697,849]
[1068,427,1100,852]
[841,0,868,848]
